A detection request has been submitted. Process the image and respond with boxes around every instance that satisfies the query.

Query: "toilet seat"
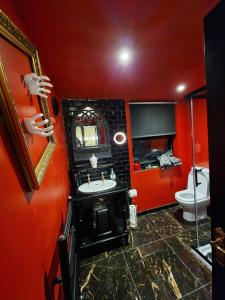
[175,189,208,203]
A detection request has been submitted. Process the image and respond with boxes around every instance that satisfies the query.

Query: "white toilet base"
[183,209,208,222]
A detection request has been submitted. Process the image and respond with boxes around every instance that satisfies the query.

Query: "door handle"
[211,227,225,267]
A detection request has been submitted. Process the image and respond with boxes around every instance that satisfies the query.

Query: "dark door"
[204,2,225,299]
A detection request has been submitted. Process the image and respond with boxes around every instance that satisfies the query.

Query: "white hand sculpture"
[24,113,54,137]
[24,73,53,99]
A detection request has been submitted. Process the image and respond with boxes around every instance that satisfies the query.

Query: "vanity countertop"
[72,181,128,201]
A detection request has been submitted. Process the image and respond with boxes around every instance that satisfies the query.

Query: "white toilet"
[175,167,210,222]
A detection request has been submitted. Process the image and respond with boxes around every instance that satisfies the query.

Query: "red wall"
[125,98,209,212]
[126,100,193,212]
[0,3,69,300]
[193,99,209,168]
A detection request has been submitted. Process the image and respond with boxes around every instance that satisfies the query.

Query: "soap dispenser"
[110,168,116,180]
[90,154,98,168]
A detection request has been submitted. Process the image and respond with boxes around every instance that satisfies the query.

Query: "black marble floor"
[80,205,212,300]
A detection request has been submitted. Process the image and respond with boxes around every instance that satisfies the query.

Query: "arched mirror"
[72,106,111,161]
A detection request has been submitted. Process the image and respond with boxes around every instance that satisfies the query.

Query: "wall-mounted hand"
[24,113,54,137]
[24,73,53,99]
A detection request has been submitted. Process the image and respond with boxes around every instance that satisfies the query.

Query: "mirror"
[73,106,111,161]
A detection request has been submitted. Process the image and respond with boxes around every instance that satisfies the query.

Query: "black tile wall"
[62,99,130,187]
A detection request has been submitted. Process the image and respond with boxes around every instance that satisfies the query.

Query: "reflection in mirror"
[74,106,107,148]
[75,126,83,147]
[83,125,98,146]
[72,105,111,161]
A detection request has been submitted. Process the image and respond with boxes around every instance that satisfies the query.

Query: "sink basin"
[78,180,116,194]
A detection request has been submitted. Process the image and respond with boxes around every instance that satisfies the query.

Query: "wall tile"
[62,99,130,187]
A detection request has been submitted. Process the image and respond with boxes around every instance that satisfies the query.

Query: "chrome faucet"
[87,174,91,185]
[101,171,105,182]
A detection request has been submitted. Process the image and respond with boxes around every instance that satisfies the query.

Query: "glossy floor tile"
[80,205,212,300]
[165,233,212,285]
[80,253,139,300]
[127,215,162,249]
[80,247,122,267]
[124,240,201,300]
[182,286,211,299]
[146,210,184,237]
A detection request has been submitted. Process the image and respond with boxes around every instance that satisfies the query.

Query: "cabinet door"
[74,190,128,248]
[113,191,129,233]
[93,199,113,237]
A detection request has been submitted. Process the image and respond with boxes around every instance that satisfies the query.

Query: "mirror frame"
[0,10,55,190]
[72,105,111,161]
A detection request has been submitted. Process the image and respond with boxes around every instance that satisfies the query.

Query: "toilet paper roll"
[129,204,137,229]
[128,189,137,198]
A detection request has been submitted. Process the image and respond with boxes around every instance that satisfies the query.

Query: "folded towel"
[168,155,181,165]
[157,150,181,169]
[157,154,172,169]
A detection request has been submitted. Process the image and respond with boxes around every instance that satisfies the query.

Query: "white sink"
[78,180,116,194]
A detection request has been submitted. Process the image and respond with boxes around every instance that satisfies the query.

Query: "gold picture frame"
[0,10,55,190]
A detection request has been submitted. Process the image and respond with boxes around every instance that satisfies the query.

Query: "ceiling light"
[176,84,186,93]
[118,49,132,64]
[121,52,129,61]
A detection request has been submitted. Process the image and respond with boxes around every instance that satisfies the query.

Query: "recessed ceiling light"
[121,52,129,60]
[118,49,132,64]
[176,84,186,93]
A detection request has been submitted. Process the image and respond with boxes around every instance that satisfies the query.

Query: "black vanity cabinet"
[63,99,131,258]
[72,186,129,258]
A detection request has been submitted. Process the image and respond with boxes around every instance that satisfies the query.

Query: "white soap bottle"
[110,168,116,180]
[90,154,98,168]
